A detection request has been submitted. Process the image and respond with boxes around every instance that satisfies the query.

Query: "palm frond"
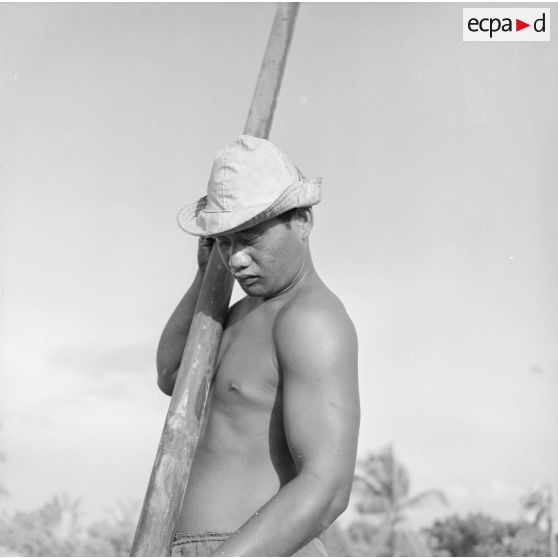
[354,472,384,496]
[398,489,448,511]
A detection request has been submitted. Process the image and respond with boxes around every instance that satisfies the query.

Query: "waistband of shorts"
[172,531,234,545]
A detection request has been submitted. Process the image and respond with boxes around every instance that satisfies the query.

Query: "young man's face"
[214,212,308,298]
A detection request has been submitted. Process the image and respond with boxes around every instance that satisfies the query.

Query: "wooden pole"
[130,4,300,555]
[244,3,300,137]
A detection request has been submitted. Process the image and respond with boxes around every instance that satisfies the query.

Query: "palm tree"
[520,484,556,557]
[349,445,448,556]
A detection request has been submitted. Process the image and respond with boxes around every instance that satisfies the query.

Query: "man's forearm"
[156,269,205,395]
[211,472,348,557]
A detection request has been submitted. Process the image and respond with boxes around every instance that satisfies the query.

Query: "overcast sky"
[1,2,557,529]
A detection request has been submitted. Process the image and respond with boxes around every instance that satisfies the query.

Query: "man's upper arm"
[274,299,360,508]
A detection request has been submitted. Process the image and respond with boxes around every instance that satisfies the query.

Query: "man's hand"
[197,237,215,274]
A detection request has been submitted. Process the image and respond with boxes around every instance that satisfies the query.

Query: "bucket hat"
[177,135,322,236]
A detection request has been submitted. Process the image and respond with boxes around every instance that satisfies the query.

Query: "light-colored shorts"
[170,531,328,557]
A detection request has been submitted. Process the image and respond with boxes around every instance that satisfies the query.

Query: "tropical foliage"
[346,446,447,556]
[520,484,556,556]
[0,495,137,557]
[423,513,550,556]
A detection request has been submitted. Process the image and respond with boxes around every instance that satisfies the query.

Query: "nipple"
[228,381,241,392]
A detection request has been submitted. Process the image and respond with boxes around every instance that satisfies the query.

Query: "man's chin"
[237,280,268,297]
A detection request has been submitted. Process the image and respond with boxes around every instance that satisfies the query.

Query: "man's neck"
[263,252,318,301]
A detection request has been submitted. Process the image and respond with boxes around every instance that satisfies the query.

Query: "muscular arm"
[212,298,360,556]
[156,238,213,396]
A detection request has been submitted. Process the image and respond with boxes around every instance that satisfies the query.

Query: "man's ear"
[295,207,313,241]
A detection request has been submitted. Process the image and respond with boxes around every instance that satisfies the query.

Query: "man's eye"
[241,235,259,245]
[217,237,231,246]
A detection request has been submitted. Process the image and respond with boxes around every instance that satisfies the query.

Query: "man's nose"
[229,245,251,272]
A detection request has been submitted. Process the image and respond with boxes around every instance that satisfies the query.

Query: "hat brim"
[177,177,322,237]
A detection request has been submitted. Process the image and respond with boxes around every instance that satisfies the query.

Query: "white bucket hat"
[177,135,322,236]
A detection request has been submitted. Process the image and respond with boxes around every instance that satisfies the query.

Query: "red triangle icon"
[516,19,530,31]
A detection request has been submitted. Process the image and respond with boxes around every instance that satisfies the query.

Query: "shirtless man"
[156,135,360,557]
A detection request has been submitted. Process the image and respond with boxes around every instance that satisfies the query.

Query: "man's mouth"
[234,274,258,286]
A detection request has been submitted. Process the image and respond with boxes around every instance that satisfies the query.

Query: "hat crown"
[177,135,322,236]
[206,135,300,212]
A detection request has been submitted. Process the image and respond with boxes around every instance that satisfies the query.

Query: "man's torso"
[176,293,298,532]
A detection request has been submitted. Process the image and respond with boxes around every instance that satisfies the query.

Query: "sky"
[1,2,557,531]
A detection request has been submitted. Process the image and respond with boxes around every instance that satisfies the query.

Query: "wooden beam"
[130,4,300,555]
[245,3,300,137]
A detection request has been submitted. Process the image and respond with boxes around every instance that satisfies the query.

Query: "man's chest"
[212,303,281,408]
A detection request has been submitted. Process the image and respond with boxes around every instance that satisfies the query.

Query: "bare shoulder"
[273,284,358,362]
[273,281,360,431]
